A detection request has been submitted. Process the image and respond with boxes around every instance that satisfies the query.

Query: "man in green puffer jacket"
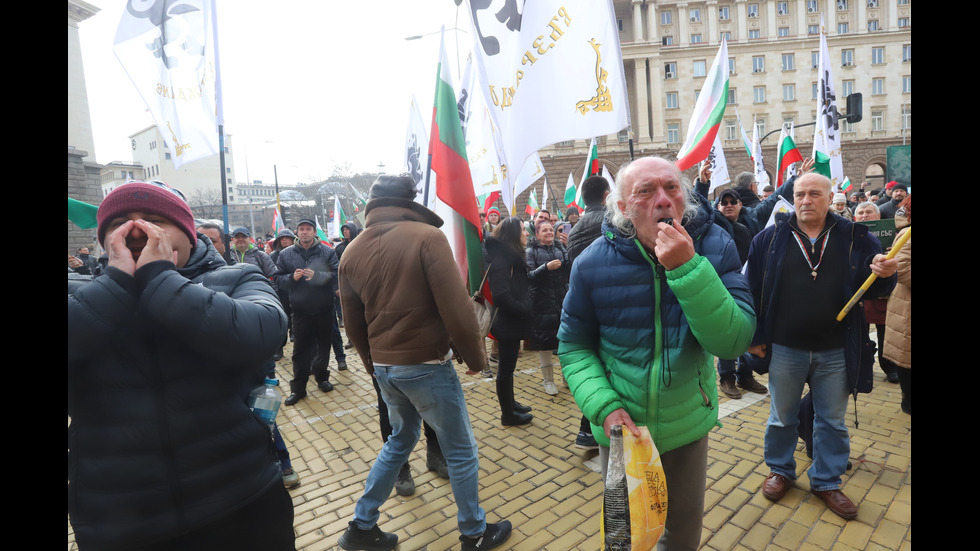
[559,157,756,551]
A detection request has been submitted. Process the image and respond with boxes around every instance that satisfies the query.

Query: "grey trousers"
[600,433,709,551]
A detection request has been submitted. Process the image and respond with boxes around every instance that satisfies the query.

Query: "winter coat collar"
[364,197,444,228]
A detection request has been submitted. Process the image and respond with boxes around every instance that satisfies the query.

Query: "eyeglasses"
[720,199,739,206]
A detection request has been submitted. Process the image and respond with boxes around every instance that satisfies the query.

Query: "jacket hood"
[341,221,360,242]
[179,233,228,279]
[273,229,296,250]
[364,197,444,228]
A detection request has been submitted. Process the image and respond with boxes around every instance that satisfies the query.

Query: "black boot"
[497,376,532,426]
[513,401,531,414]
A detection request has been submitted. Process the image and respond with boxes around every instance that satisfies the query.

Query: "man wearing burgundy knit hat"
[68,181,294,550]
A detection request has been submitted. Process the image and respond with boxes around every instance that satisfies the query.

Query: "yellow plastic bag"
[601,426,667,550]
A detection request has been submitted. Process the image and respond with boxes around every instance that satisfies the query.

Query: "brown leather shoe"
[811,488,858,520]
[737,375,768,394]
[719,379,742,399]
[762,472,792,501]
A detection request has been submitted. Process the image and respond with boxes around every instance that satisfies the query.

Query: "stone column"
[647,1,659,43]
[632,0,644,42]
[678,3,690,46]
[707,1,719,43]
[735,0,747,41]
[633,58,651,142]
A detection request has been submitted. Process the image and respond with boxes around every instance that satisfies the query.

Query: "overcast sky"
[78,0,472,187]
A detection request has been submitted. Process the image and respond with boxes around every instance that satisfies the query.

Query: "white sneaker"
[543,381,558,395]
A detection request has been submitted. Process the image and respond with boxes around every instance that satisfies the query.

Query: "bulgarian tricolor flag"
[775,124,803,188]
[314,216,331,246]
[563,172,579,211]
[332,196,347,238]
[840,177,853,194]
[525,189,539,216]
[675,39,730,171]
[735,107,753,160]
[429,28,484,293]
[271,206,285,237]
[585,138,599,177]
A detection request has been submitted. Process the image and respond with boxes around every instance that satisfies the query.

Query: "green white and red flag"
[429,28,484,293]
[563,172,579,211]
[271,206,285,237]
[841,177,853,193]
[735,107,753,160]
[675,39,730,170]
[479,191,501,214]
[525,189,539,216]
[775,124,803,188]
[314,216,331,246]
[586,138,599,177]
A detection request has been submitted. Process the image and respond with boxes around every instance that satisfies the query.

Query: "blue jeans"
[353,361,486,537]
[765,344,849,491]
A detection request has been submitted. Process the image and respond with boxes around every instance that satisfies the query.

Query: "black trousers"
[290,309,334,394]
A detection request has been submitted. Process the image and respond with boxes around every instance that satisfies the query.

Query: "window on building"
[690,9,701,22]
[808,24,819,35]
[841,49,854,66]
[691,34,703,44]
[783,115,796,128]
[898,17,910,27]
[867,20,879,31]
[729,57,736,74]
[662,36,674,45]
[720,31,731,41]
[841,80,854,97]
[902,44,911,62]
[618,129,630,143]
[618,18,623,32]
[807,0,819,12]
[779,27,790,37]
[661,11,672,25]
[812,82,819,99]
[149,141,157,149]
[665,62,677,78]
[903,75,911,93]
[227,177,232,184]
[556,140,574,147]
[694,60,707,77]
[778,1,789,14]
[898,0,909,4]
[755,117,766,136]
[749,29,761,39]
[728,89,737,104]
[725,120,738,141]
[811,51,820,68]
[868,0,879,6]
[226,167,231,173]
[871,110,884,131]
[667,123,680,144]
[695,89,701,102]
[783,84,796,101]
[753,56,765,73]
[719,6,730,19]
[902,106,911,130]
[666,92,679,109]
[838,22,849,34]
[871,47,884,65]
[872,78,884,95]
[165,152,171,160]
[748,3,759,17]
[754,86,766,103]
[782,53,795,71]
[837,0,848,10]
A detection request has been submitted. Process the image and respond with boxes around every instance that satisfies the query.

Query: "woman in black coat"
[485,217,534,426]
[525,220,569,395]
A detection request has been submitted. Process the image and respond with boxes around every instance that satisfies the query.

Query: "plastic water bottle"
[248,378,281,428]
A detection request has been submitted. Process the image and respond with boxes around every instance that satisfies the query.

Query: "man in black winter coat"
[68,181,293,551]
[275,218,341,405]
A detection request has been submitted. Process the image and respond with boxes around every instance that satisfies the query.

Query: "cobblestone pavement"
[69,337,910,550]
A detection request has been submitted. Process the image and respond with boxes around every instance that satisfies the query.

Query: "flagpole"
[210,0,231,262]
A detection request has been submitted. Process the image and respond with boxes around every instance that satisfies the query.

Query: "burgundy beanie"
[97,181,197,247]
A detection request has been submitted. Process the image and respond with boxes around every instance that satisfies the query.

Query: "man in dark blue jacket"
[746,173,897,520]
[275,218,341,405]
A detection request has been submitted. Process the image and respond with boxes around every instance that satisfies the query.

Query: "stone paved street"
[69,336,910,550]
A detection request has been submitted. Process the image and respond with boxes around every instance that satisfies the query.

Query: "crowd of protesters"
[69,161,908,550]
